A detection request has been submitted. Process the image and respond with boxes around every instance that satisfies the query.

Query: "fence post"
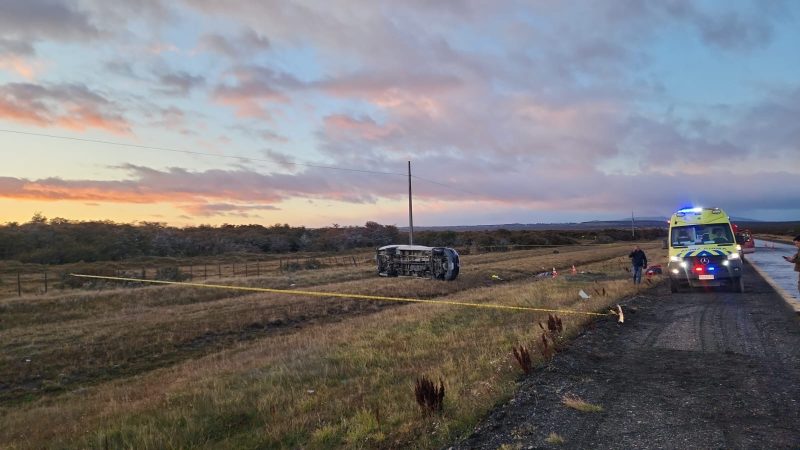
[44,271,48,293]
[189,265,193,280]
[142,267,146,279]
[279,258,283,272]
[218,264,222,278]
[245,263,248,278]
[233,263,236,277]
[257,261,260,276]
[18,272,21,297]
[352,256,357,266]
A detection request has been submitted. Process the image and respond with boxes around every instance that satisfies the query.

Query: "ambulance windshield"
[671,225,733,247]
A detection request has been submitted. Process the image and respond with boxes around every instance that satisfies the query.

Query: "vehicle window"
[706,226,732,244]
[671,225,732,246]
[671,227,695,246]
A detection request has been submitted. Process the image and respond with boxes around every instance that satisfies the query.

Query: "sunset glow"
[1,1,799,227]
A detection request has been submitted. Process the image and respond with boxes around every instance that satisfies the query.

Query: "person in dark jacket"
[629,245,648,284]
[782,235,800,294]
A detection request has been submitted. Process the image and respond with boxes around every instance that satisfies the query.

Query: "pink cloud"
[0,82,131,134]
[0,163,383,209]
[324,114,399,141]
[211,65,298,118]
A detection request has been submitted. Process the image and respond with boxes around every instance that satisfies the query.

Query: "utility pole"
[408,160,414,245]
[631,211,635,239]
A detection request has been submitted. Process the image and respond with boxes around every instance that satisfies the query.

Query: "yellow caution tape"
[70,273,614,317]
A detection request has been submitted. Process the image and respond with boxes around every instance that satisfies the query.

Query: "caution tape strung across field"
[69,274,623,320]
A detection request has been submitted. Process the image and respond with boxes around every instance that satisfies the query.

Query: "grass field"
[0,251,377,299]
[0,242,665,449]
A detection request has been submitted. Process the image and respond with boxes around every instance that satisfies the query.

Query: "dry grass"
[0,242,664,449]
[561,394,604,413]
[546,432,566,444]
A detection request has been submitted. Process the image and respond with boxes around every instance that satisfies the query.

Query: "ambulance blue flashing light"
[674,206,722,217]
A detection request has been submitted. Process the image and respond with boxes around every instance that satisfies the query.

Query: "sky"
[0,0,798,228]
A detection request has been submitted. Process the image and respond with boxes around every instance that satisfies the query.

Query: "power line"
[411,175,483,196]
[0,128,406,177]
[0,127,481,196]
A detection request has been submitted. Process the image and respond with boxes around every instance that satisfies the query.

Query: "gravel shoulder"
[451,262,800,449]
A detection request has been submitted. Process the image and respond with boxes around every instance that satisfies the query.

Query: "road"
[749,239,799,308]
[451,262,800,449]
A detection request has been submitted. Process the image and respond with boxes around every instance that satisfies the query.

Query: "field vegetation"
[0,215,666,265]
[0,241,665,449]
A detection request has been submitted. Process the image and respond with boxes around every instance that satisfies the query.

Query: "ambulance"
[667,207,744,293]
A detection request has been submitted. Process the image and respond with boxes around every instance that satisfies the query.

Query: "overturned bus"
[376,245,460,281]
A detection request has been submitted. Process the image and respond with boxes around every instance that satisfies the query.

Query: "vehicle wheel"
[669,278,678,293]
[732,276,744,293]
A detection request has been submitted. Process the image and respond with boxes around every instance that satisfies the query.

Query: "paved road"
[452,262,800,449]
[749,239,799,307]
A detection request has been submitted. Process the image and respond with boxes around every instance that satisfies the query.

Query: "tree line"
[0,214,667,265]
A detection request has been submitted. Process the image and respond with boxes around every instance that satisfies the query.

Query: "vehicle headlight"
[679,261,688,268]
[727,252,740,260]
[669,256,681,262]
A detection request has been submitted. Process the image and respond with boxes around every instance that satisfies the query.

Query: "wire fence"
[1,243,644,298]
[0,255,376,298]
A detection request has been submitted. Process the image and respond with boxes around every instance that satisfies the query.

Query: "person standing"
[782,235,800,295]
[629,245,648,284]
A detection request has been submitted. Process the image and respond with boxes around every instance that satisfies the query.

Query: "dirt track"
[452,262,800,449]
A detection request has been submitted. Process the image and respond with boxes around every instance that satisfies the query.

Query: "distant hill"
[401,215,770,233]
[401,219,669,232]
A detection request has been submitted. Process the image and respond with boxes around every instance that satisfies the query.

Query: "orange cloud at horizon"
[0,196,411,229]
[5,179,196,204]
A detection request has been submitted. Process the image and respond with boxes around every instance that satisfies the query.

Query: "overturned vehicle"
[376,245,460,281]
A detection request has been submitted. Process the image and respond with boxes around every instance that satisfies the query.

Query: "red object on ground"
[646,264,663,277]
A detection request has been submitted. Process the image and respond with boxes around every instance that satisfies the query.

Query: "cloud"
[1,0,797,224]
[156,70,205,96]
[212,65,299,118]
[657,1,780,51]
[179,202,279,217]
[0,38,34,56]
[0,82,131,134]
[0,56,41,79]
[0,0,101,57]
[0,164,383,207]
[316,71,462,100]
[323,114,399,141]
[198,28,271,58]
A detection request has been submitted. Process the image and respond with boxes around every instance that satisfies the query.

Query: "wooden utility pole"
[631,211,635,238]
[408,160,414,245]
